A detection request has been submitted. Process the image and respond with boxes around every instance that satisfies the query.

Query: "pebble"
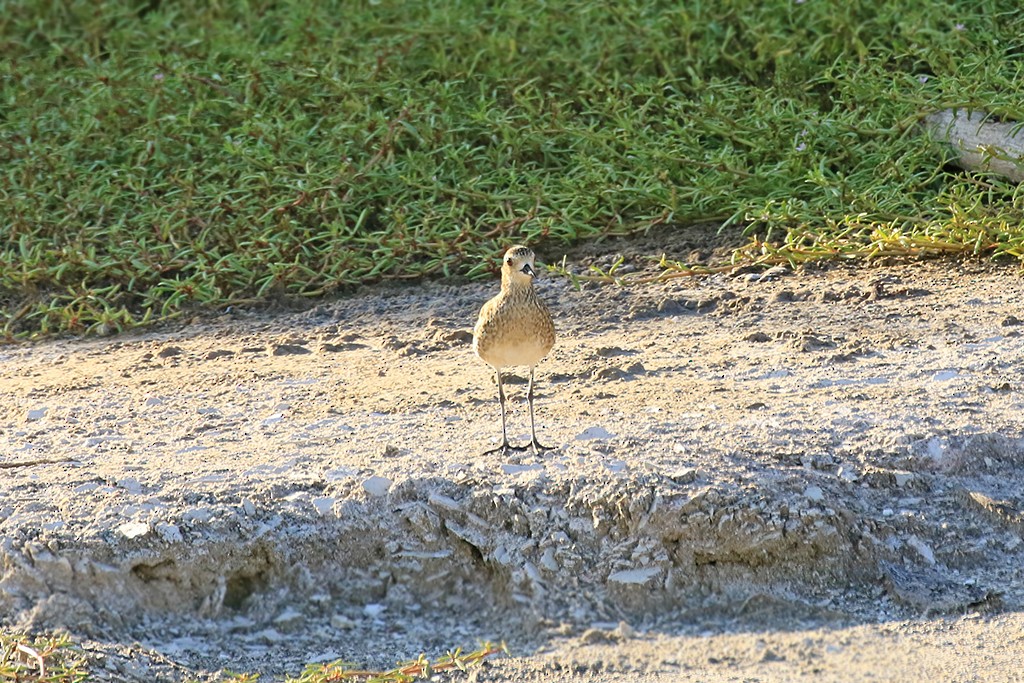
[607,567,659,585]
[427,493,461,512]
[761,265,790,280]
[363,603,386,618]
[311,497,335,516]
[117,478,143,494]
[803,485,825,502]
[323,467,357,482]
[575,426,615,441]
[117,522,150,539]
[906,535,936,565]
[181,507,215,524]
[155,523,183,543]
[25,408,47,421]
[540,547,559,572]
[499,463,544,476]
[362,476,392,497]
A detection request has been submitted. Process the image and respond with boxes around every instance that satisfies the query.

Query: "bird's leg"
[527,366,554,453]
[483,369,523,455]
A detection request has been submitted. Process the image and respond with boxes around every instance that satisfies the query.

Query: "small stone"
[241,498,257,516]
[540,547,559,572]
[931,369,958,381]
[803,485,824,502]
[575,426,615,441]
[906,535,936,565]
[117,522,150,539]
[499,463,544,476]
[607,567,659,585]
[837,467,858,483]
[362,476,392,497]
[427,493,461,512]
[312,497,335,516]
[894,471,914,488]
[744,331,771,343]
[25,408,47,421]
[157,346,183,358]
[182,507,215,524]
[155,523,183,543]
[363,603,386,618]
[117,477,143,494]
[762,265,790,279]
[143,397,164,407]
[205,349,235,360]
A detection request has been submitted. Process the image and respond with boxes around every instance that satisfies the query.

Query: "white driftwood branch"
[924,109,1024,182]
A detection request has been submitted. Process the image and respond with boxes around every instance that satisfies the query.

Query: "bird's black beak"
[521,263,536,277]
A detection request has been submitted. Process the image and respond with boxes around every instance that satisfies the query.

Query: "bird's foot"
[482,442,530,456]
[530,439,556,454]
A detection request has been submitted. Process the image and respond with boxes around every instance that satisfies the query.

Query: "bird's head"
[501,245,538,285]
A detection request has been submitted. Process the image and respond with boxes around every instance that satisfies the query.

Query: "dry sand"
[2,239,1024,681]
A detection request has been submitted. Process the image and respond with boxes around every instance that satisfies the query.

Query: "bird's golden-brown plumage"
[472,245,555,454]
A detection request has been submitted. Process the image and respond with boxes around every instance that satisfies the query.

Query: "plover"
[473,245,556,454]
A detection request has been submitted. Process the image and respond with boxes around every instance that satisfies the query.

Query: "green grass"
[3,0,1024,337]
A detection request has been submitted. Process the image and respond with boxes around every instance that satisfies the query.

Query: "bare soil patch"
[2,249,1024,681]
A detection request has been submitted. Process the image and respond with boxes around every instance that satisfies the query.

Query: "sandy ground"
[2,236,1024,681]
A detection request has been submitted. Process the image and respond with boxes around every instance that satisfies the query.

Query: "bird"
[473,245,556,455]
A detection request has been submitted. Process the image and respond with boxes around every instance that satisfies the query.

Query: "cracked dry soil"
[2,241,1024,681]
